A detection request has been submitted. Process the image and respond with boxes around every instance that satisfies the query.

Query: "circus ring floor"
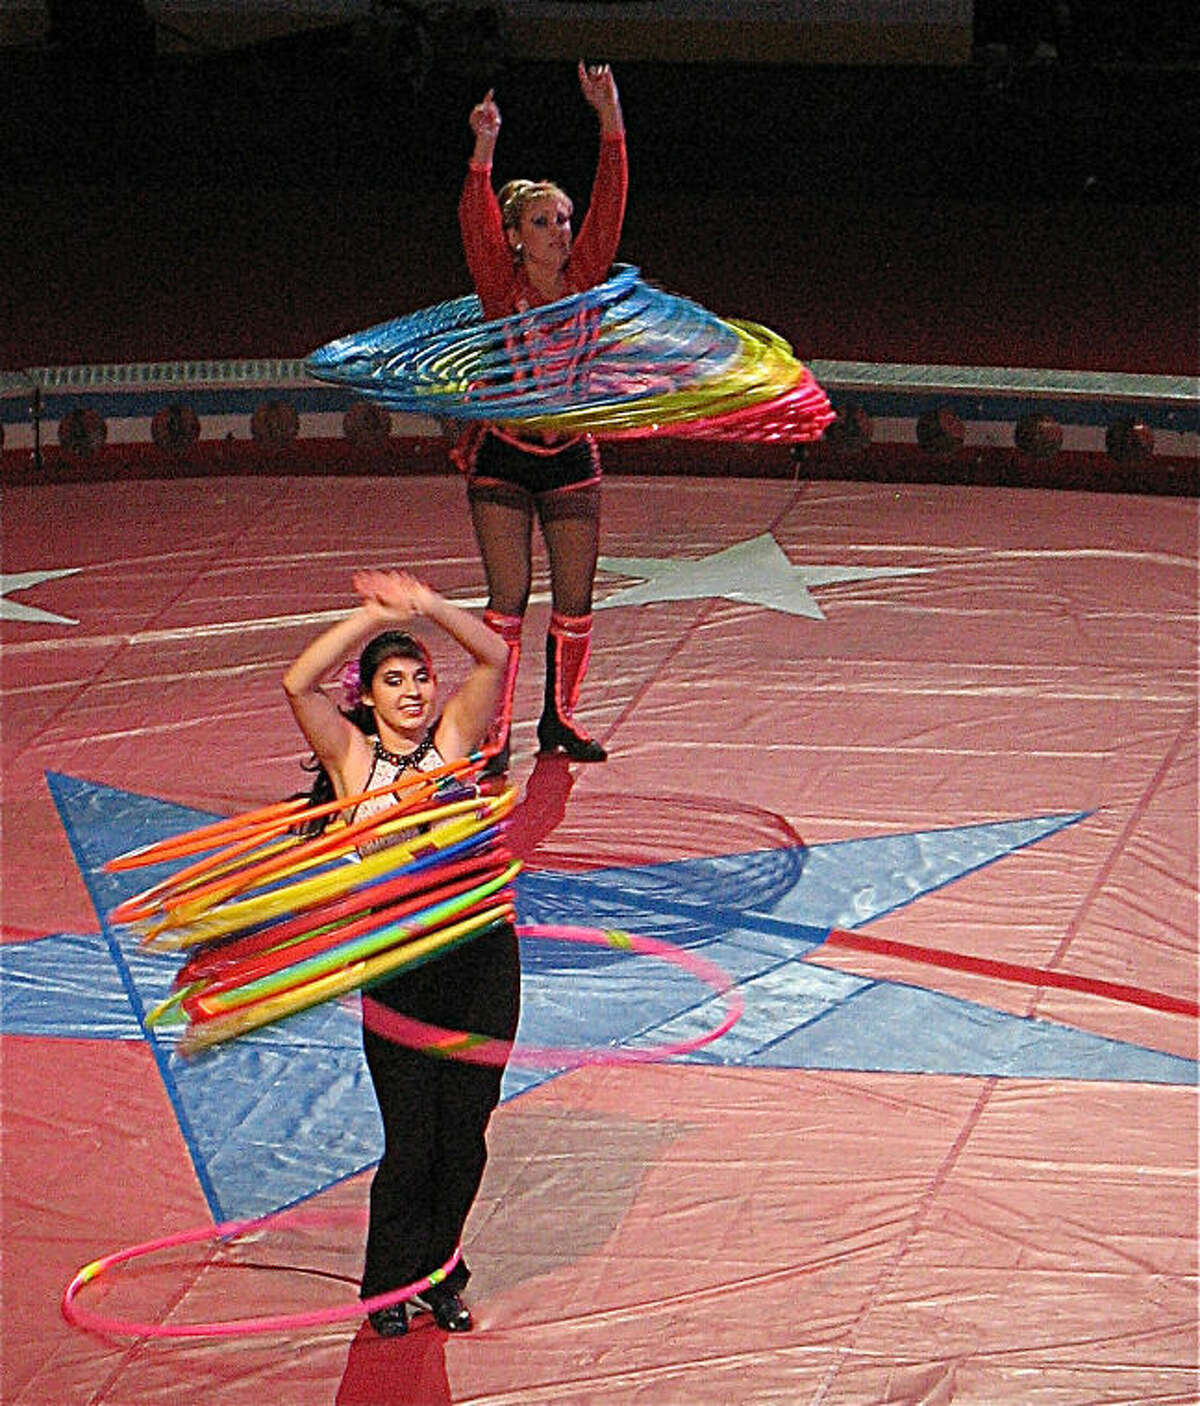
[2,52,1198,1406]
[3,458,1197,1404]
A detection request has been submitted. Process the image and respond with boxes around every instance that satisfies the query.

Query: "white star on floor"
[596,532,926,619]
[1,568,82,624]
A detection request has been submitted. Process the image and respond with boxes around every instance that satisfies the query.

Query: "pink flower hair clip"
[338,659,363,710]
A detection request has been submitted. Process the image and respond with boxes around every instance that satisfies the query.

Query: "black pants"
[360,921,521,1299]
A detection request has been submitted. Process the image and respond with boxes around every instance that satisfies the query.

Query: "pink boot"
[480,609,523,776]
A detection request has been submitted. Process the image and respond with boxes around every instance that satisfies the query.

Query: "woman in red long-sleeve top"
[457,62,627,772]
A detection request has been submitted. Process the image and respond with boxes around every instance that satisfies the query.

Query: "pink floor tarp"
[2,470,1196,1403]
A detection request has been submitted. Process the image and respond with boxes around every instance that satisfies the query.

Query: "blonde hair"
[497,179,573,246]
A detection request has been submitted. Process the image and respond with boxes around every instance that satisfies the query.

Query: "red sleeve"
[566,132,628,293]
[458,160,517,320]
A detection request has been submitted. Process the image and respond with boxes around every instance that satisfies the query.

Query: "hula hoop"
[177,902,517,1054]
[170,845,511,997]
[168,838,508,990]
[305,265,834,444]
[61,1217,461,1339]
[61,928,744,1338]
[119,783,505,929]
[102,762,524,1054]
[134,794,516,950]
[148,787,495,920]
[360,923,744,1068]
[105,753,482,890]
[509,318,801,437]
[186,867,520,1018]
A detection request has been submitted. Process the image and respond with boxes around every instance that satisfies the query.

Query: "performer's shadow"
[501,752,576,862]
[335,751,797,1400]
[335,1319,451,1406]
[332,1104,690,1402]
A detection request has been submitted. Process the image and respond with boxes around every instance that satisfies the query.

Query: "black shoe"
[367,1303,409,1337]
[410,1285,473,1332]
[537,713,607,762]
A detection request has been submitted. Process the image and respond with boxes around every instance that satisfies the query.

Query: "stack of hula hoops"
[305,265,835,445]
[106,756,519,1056]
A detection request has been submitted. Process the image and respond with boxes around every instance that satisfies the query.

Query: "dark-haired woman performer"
[457,61,627,772]
[283,568,519,1337]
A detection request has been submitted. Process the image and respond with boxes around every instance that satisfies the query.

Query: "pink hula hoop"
[61,1218,460,1339]
[360,923,744,1067]
[61,927,743,1340]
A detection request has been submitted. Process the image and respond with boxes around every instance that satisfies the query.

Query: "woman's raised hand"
[577,61,622,134]
[469,89,501,153]
[578,61,617,110]
[352,569,436,623]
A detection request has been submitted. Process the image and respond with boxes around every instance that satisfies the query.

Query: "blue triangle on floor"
[18,772,1191,1222]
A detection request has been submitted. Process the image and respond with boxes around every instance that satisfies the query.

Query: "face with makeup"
[508,190,574,275]
[358,635,437,750]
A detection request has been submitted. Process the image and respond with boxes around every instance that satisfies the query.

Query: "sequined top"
[351,732,447,856]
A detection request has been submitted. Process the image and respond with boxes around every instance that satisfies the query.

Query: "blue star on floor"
[2,772,1191,1224]
[596,531,926,618]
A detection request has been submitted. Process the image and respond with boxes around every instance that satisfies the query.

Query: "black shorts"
[469,430,600,500]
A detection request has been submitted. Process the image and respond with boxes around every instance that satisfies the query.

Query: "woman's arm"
[459,88,513,316]
[351,569,508,763]
[568,62,628,291]
[282,594,394,798]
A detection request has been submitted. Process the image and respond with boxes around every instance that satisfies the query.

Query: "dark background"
[2,2,1197,376]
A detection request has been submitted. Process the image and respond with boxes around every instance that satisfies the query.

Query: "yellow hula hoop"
[117,832,306,924]
[107,753,481,909]
[192,861,522,1017]
[111,762,480,925]
[139,786,514,930]
[143,845,519,1026]
[140,810,505,951]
